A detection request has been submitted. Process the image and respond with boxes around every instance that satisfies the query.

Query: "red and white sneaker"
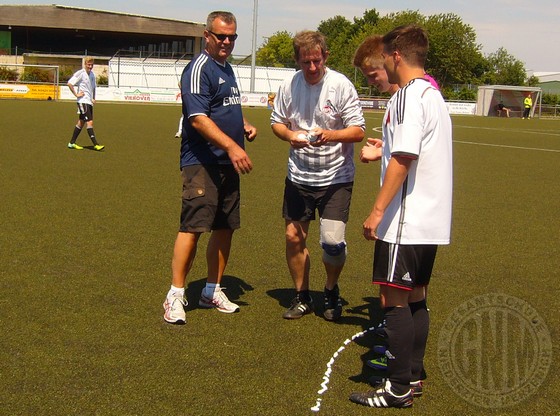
[199,289,239,313]
[163,294,187,324]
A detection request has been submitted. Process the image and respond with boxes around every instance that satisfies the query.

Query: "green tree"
[255,8,531,95]
[423,13,486,86]
[353,8,380,28]
[318,10,381,88]
[441,86,477,101]
[317,15,354,78]
[373,9,425,35]
[318,15,353,41]
[361,11,490,89]
[256,31,295,68]
[526,74,540,87]
[542,93,559,105]
[485,47,527,85]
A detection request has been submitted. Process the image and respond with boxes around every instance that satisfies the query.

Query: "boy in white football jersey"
[67,57,104,151]
[350,25,452,409]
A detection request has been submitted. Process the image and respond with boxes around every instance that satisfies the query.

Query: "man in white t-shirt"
[67,56,104,151]
[271,31,365,321]
[350,25,452,409]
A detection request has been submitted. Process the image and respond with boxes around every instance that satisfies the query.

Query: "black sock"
[297,290,312,302]
[70,126,81,143]
[87,127,98,146]
[324,284,339,296]
[410,299,429,382]
[384,306,413,395]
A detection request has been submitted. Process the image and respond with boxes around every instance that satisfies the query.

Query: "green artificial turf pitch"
[1,100,559,415]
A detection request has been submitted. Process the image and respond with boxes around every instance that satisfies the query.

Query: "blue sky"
[6,1,560,72]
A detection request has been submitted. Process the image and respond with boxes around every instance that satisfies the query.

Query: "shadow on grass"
[266,287,321,309]
[345,296,388,385]
[348,332,389,386]
[265,289,386,328]
[263,290,388,385]
[83,145,105,152]
[346,296,383,319]
[184,274,254,311]
[345,297,430,388]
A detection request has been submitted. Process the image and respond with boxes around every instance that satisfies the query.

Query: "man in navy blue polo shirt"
[163,10,257,324]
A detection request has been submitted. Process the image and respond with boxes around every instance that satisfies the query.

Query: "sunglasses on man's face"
[207,30,238,42]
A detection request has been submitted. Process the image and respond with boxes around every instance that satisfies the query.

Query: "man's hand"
[308,128,328,146]
[290,131,312,148]
[360,138,383,163]
[363,208,383,240]
[228,146,253,174]
[244,123,257,142]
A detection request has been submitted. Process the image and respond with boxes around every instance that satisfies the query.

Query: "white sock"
[168,285,184,298]
[203,283,220,298]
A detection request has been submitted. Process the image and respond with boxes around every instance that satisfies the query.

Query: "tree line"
[250,9,541,101]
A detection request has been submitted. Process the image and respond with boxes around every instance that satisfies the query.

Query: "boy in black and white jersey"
[67,57,104,151]
[350,25,452,409]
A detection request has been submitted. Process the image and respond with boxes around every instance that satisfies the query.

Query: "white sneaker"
[163,295,187,324]
[199,289,239,313]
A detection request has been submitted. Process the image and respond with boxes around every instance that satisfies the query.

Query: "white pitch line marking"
[311,326,375,413]
[454,140,560,153]
[453,124,560,137]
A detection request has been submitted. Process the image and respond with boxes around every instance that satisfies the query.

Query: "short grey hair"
[206,11,237,30]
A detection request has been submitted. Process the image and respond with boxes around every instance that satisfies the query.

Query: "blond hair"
[293,31,328,60]
[353,35,384,69]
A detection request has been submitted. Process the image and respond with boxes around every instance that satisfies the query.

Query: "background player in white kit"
[67,56,104,151]
[350,25,452,408]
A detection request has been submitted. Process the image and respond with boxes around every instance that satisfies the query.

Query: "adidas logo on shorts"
[402,272,412,282]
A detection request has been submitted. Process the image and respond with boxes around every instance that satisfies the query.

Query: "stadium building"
[0,4,295,101]
[0,4,205,59]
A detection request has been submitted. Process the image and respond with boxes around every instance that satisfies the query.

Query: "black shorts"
[179,164,240,233]
[372,240,438,290]
[77,103,94,122]
[282,178,353,222]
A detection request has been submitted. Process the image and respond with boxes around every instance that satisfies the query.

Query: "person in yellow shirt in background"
[523,93,533,119]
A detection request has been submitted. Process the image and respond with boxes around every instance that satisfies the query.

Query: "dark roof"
[0,4,205,37]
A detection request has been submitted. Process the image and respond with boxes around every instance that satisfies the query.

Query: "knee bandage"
[320,218,347,266]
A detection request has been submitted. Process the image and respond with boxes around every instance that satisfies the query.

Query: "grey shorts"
[179,164,240,233]
[282,178,353,222]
